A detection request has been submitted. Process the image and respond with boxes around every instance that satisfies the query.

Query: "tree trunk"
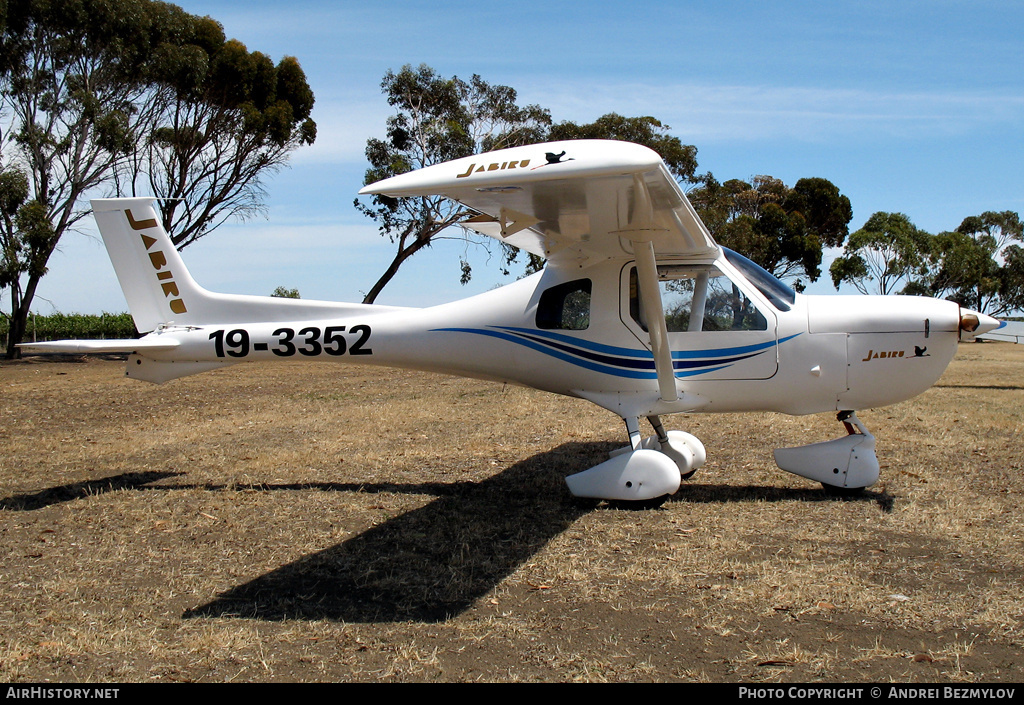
[4,272,42,360]
[5,305,27,359]
[361,234,433,304]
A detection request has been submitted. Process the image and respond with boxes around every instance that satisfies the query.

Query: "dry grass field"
[1,343,1022,682]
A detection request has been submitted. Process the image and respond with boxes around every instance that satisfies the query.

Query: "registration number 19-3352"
[209,325,372,358]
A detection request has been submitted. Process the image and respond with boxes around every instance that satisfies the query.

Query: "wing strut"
[634,240,677,402]
[622,172,676,402]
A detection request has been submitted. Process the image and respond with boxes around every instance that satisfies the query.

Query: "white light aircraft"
[23,140,1021,505]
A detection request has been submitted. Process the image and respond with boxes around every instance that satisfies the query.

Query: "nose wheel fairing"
[773,412,880,490]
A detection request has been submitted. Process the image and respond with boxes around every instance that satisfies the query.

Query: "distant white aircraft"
[24,140,1019,505]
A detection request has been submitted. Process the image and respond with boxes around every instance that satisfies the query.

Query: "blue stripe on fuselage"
[430,327,800,379]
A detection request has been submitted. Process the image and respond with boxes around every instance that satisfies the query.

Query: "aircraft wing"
[978,320,1024,344]
[359,140,718,265]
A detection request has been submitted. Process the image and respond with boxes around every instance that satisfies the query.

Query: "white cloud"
[291,98,392,166]
[526,80,1024,143]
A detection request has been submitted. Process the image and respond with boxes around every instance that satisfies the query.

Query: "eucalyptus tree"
[928,211,1023,315]
[829,212,933,296]
[121,10,316,248]
[688,174,852,291]
[1001,243,1024,314]
[830,210,1024,312]
[0,0,316,357]
[0,0,156,356]
[356,64,552,304]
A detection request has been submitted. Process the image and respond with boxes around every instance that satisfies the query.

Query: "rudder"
[92,197,414,333]
[93,198,204,332]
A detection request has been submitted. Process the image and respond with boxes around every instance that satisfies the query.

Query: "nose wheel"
[774,411,880,493]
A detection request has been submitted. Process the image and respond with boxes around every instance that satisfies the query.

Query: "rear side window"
[536,279,592,330]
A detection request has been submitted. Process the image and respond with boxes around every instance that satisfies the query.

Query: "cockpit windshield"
[721,248,796,312]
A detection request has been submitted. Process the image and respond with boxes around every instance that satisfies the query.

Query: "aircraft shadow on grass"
[183,442,604,624]
[0,471,182,511]
[0,443,887,623]
[934,383,1024,391]
[177,442,887,624]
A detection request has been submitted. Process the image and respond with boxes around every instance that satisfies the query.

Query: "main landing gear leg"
[564,416,707,504]
[645,415,706,480]
[626,415,643,451]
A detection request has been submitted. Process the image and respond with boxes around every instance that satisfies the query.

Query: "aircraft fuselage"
[131,252,962,421]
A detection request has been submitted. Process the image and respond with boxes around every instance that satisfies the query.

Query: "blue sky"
[20,0,1024,314]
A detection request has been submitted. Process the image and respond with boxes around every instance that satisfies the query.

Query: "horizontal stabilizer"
[978,320,1024,344]
[18,338,180,354]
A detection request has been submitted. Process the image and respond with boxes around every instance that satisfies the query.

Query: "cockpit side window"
[629,265,768,333]
[537,278,592,330]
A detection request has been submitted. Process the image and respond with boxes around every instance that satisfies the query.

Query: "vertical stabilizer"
[92,198,205,332]
[92,197,412,332]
